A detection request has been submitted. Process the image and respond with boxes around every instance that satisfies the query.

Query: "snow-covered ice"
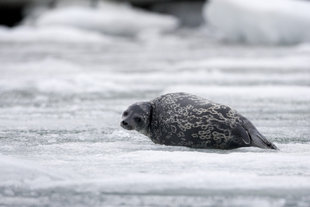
[34,1,178,37]
[204,0,310,44]
[0,2,310,207]
[0,25,108,43]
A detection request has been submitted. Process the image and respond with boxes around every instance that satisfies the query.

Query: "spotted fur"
[121,92,278,150]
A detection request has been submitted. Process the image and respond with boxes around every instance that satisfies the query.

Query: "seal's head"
[120,102,152,135]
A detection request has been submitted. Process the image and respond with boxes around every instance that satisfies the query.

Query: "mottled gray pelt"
[121,92,278,150]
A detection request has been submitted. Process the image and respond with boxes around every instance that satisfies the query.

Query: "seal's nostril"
[122,121,128,126]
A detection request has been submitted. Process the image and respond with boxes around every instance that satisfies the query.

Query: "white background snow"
[205,0,310,44]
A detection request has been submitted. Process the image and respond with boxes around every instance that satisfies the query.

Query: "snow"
[204,0,310,44]
[0,155,62,187]
[0,25,108,43]
[1,30,310,205]
[0,0,179,43]
[0,1,178,44]
[164,85,310,101]
[35,1,179,37]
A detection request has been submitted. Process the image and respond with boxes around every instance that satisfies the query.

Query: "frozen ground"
[205,0,310,44]
[0,6,310,207]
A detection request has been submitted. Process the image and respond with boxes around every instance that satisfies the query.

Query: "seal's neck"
[141,102,153,137]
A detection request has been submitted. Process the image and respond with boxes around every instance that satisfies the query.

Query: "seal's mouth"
[120,121,134,130]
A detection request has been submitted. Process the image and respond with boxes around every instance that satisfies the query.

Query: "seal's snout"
[121,120,128,126]
[120,120,133,130]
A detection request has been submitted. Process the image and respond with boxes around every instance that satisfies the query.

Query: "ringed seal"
[120,92,278,150]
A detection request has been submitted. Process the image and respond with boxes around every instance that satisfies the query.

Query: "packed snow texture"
[204,0,310,44]
[34,1,178,37]
[1,28,310,205]
[0,26,108,43]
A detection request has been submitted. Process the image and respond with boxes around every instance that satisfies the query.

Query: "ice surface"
[0,25,108,43]
[34,1,178,37]
[0,16,310,207]
[204,0,310,44]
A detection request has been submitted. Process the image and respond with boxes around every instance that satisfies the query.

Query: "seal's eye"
[134,117,142,123]
[123,111,128,116]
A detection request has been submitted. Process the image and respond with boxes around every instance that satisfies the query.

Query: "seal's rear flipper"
[241,117,278,150]
[247,130,278,150]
